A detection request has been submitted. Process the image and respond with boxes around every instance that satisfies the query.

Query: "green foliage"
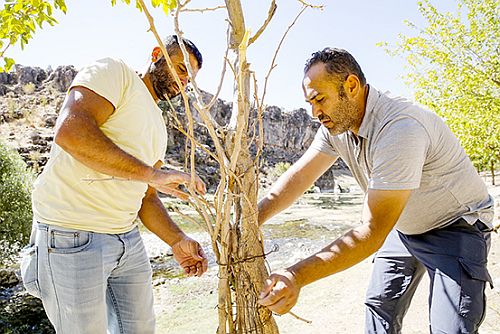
[269,162,291,180]
[0,0,177,72]
[0,140,35,266]
[381,0,500,172]
[0,0,67,72]
[111,0,177,15]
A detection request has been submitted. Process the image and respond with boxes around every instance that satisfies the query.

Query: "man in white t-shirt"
[257,48,494,333]
[21,36,207,334]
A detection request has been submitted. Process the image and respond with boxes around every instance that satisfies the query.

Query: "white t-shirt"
[32,58,168,233]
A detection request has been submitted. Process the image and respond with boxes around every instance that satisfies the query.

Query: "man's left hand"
[171,237,208,277]
[258,269,301,314]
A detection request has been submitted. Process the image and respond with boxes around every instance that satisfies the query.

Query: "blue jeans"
[21,222,155,334]
[365,220,492,334]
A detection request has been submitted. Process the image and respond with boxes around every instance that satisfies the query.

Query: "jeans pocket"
[49,228,93,254]
[20,244,41,299]
[458,258,491,324]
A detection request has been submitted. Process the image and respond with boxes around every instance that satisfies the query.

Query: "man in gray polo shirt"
[257,48,494,333]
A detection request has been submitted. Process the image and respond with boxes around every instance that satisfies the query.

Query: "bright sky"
[6,0,457,111]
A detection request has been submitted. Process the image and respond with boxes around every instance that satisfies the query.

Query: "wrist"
[145,166,160,184]
[285,265,304,288]
[169,232,188,247]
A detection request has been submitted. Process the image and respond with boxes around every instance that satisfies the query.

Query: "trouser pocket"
[20,244,41,299]
[458,257,491,327]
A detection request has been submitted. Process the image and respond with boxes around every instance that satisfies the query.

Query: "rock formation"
[0,65,346,191]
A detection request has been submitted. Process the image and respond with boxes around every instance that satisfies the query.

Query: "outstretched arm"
[55,86,205,194]
[259,188,412,314]
[258,147,337,225]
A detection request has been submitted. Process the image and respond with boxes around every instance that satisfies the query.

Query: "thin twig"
[181,5,226,13]
[298,0,324,9]
[206,24,231,110]
[288,311,313,324]
[252,72,265,163]
[248,0,277,46]
[260,2,315,107]
[172,207,202,226]
[173,8,224,129]
[0,42,12,60]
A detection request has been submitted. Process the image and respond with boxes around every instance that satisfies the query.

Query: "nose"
[179,76,189,86]
[179,75,189,86]
[311,104,322,119]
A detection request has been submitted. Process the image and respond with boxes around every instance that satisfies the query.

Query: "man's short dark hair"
[164,35,203,69]
[304,48,366,86]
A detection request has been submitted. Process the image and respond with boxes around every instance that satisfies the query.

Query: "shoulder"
[77,57,134,77]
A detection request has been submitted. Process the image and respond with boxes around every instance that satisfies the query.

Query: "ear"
[343,74,361,98]
[151,47,163,62]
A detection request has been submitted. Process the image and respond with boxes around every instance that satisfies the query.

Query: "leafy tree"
[0,140,35,266]
[0,0,176,72]
[0,0,67,72]
[381,0,500,184]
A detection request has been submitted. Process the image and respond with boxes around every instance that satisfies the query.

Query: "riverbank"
[147,176,500,333]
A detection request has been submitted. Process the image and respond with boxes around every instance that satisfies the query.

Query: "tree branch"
[260,2,319,106]
[181,5,226,13]
[248,0,277,46]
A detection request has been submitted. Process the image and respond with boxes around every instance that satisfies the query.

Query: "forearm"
[139,193,186,246]
[55,113,155,182]
[258,169,313,225]
[288,223,386,287]
[258,150,337,225]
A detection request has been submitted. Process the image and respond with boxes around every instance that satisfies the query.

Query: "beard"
[320,97,360,136]
[149,57,180,101]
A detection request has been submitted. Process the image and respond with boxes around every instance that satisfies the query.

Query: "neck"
[138,66,160,102]
[350,84,369,136]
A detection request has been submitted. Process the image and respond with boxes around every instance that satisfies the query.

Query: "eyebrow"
[305,92,319,104]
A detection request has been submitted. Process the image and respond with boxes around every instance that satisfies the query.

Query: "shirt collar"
[357,84,380,140]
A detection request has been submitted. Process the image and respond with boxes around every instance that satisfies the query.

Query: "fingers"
[186,241,208,277]
[174,238,208,278]
[151,170,206,198]
[184,264,197,277]
[265,295,294,315]
[259,283,290,314]
[186,241,204,261]
[155,184,190,201]
[258,273,300,314]
[259,276,278,300]
[182,260,204,277]
[199,247,208,274]
[194,175,207,195]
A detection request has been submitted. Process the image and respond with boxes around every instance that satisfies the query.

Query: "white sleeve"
[70,58,128,109]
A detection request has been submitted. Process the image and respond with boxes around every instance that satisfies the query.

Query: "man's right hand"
[171,236,208,277]
[148,169,206,200]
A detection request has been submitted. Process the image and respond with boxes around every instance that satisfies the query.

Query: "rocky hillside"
[0,64,346,191]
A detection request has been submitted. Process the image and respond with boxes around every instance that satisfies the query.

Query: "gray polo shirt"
[310,86,494,235]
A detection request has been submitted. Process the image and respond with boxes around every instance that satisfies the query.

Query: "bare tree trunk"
[137,1,320,332]
[218,1,279,333]
[491,160,496,186]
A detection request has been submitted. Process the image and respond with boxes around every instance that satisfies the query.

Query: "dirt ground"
[271,233,500,334]
[271,180,500,334]
[151,179,500,334]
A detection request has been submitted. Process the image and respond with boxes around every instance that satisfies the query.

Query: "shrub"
[22,83,36,95]
[269,161,317,193]
[269,162,291,180]
[0,140,34,266]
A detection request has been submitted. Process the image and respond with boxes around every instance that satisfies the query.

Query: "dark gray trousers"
[365,219,492,334]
